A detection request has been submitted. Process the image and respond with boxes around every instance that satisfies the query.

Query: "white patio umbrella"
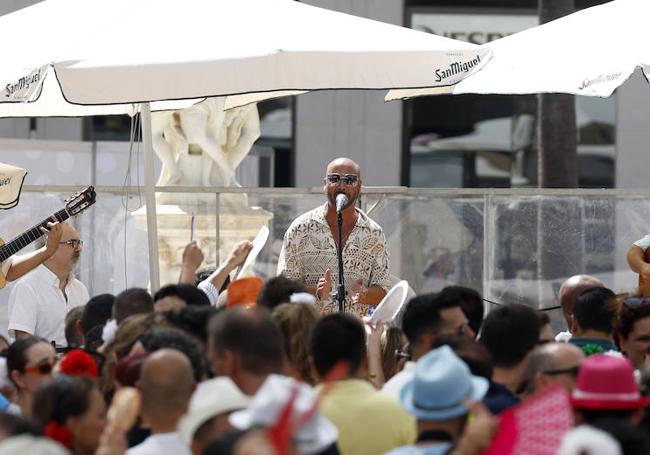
[0,0,491,289]
[387,0,650,100]
[1,0,490,111]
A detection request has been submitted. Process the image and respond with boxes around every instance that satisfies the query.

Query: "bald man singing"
[278,158,390,319]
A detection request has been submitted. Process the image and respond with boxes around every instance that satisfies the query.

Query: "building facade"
[2,0,649,190]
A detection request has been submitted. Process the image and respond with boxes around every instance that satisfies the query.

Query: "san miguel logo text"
[4,68,44,99]
[578,72,622,91]
[435,55,482,82]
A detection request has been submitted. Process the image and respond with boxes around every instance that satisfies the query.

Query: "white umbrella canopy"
[0,0,491,114]
[387,0,650,101]
[0,0,491,290]
[0,0,205,117]
[0,72,204,117]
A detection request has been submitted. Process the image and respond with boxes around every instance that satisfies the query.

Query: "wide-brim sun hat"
[400,345,489,421]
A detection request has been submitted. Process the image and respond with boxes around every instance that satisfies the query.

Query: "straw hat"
[178,377,251,445]
[400,345,488,421]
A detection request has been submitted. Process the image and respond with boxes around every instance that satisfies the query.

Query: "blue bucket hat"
[400,345,489,421]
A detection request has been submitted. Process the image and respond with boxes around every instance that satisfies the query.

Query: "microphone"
[335,194,348,213]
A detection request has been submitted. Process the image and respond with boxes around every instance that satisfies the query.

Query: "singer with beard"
[278,157,390,318]
[7,222,89,347]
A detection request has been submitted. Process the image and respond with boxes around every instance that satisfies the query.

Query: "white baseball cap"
[177,377,251,446]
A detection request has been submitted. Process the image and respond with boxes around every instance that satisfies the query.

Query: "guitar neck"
[0,208,70,263]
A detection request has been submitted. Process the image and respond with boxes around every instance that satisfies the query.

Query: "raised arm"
[5,220,62,282]
[204,240,253,291]
[179,241,205,284]
[627,244,650,282]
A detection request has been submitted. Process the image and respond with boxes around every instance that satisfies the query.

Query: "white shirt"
[126,432,191,455]
[555,331,572,342]
[278,203,391,319]
[197,280,219,306]
[7,264,89,346]
[382,361,416,398]
[633,235,650,251]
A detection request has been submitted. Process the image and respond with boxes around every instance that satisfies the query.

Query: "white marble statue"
[152,97,261,188]
[139,98,268,287]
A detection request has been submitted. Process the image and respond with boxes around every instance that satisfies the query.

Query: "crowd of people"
[0,157,647,454]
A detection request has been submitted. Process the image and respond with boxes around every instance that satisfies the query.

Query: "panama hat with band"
[400,345,488,421]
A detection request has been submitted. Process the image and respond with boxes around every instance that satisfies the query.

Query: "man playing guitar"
[0,186,95,290]
[1,220,62,284]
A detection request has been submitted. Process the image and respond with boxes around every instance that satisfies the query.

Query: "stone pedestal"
[134,201,273,287]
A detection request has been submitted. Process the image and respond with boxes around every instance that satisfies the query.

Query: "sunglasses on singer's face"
[326,173,359,185]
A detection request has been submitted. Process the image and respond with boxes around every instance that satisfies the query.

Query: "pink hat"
[570,354,650,410]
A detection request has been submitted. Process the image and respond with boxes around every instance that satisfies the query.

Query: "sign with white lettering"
[411,12,538,45]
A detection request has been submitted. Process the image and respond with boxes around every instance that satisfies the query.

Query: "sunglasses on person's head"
[59,239,84,248]
[24,362,55,375]
[542,365,581,378]
[622,297,650,308]
[326,174,358,185]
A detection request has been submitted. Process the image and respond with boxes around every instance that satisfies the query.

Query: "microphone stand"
[335,210,346,312]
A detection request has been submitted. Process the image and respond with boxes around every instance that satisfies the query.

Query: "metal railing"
[1,184,645,333]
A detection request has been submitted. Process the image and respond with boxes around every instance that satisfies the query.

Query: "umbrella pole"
[141,102,161,292]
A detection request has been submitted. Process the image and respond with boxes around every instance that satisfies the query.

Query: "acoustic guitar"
[0,186,96,288]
